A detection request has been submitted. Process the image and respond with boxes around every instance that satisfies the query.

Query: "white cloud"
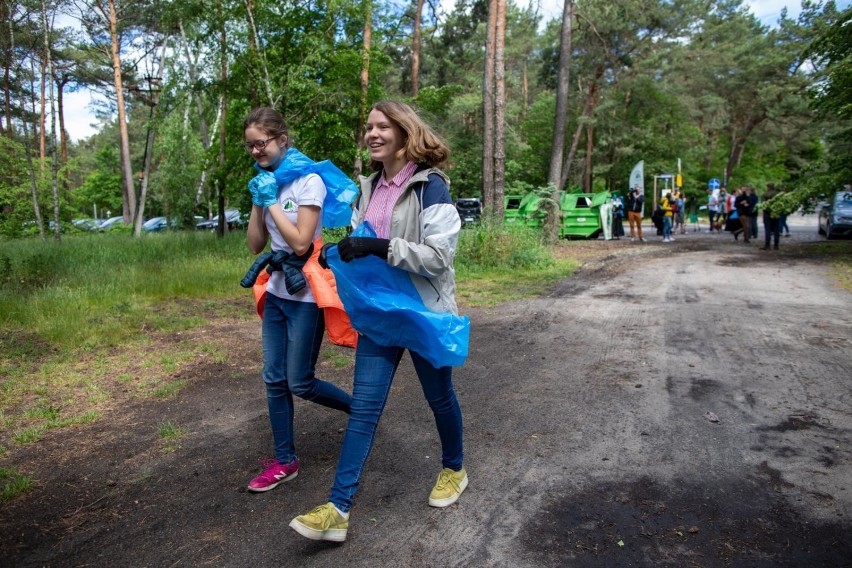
[63,90,106,142]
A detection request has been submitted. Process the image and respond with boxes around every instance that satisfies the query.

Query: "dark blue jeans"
[262,294,352,464]
[329,334,464,512]
[764,216,780,248]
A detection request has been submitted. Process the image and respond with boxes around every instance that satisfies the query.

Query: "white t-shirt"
[708,193,720,212]
[264,173,325,303]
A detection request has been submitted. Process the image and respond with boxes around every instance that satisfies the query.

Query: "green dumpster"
[504,195,524,224]
[559,191,611,239]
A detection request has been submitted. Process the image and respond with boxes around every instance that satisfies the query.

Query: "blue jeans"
[262,293,352,464]
[329,334,464,512]
[663,216,672,239]
[764,216,780,248]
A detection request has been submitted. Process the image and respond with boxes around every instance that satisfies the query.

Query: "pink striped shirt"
[364,161,418,239]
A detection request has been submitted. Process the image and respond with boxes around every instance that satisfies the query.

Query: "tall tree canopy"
[0,0,847,238]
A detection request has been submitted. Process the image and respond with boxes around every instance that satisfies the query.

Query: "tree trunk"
[481,0,496,218]
[179,21,209,149]
[134,44,166,236]
[411,0,423,97]
[354,0,371,177]
[3,1,13,138]
[559,72,600,191]
[547,0,573,187]
[198,102,222,209]
[244,0,274,106]
[216,0,228,238]
[545,0,574,241]
[41,0,60,242]
[583,121,594,193]
[179,20,214,209]
[22,120,45,240]
[57,76,68,164]
[493,0,506,220]
[103,0,137,225]
[724,113,765,183]
[39,59,46,161]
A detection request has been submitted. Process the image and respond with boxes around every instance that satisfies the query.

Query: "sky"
[61,0,841,142]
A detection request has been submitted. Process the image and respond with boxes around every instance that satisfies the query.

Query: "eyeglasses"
[243,137,277,153]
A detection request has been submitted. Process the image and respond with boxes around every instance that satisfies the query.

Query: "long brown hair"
[368,100,449,170]
[243,107,289,148]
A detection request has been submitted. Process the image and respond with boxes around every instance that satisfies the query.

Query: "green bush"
[457,221,553,271]
[0,232,253,350]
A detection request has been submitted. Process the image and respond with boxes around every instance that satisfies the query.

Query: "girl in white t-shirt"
[243,107,351,493]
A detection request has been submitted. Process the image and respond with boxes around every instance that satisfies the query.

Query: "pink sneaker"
[247,457,299,492]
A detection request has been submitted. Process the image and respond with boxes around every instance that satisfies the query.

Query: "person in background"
[707,188,720,232]
[661,191,674,242]
[718,187,728,223]
[243,107,352,493]
[735,186,752,243]
[673,189,686,235]
[747,186,759,240]
[726,188,737,223]
[761,183,782,250]
[612,192,625,239]
[725,187,743,239]
[627,187,645,242]
[289,100,467,542]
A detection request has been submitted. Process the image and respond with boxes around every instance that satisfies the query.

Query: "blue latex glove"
[248,171,279,207]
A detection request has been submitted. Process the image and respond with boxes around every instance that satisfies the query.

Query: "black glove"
[318,242,336,269]
[337,237,390,262]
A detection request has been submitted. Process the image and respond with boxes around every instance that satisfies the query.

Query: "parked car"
[141,216,170,232]
[98,216,127,230]
[818,189,852,239]
[455,198,482,226]
[72,218,101,231]
[196,209,245,231]
[142,216,203,232]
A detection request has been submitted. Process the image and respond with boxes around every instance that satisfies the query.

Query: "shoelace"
[435,470,456,490]
[306,505,338,528]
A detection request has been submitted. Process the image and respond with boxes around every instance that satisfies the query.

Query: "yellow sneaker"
[428,467,468,508]
[289,503,349,542]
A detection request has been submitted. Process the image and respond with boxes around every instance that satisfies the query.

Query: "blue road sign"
[708,178,720,190]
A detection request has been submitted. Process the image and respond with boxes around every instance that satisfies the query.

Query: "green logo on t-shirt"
[282,199,297,213]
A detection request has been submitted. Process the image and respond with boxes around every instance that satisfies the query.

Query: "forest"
[0,0,850,239]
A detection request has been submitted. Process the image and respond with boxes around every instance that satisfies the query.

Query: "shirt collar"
[380,161,418,189]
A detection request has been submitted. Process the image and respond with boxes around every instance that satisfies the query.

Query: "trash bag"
[253,148,357,228]
[326,223,469,368]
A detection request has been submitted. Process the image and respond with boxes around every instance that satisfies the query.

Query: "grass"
[456,223,579,306]
[0,467,35,503]
[807,241,852,291]
[0,225,588,452]
[157,421,187,453]
[323,345,355,368]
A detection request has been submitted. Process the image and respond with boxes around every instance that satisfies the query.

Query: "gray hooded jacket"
[354,166,461,315]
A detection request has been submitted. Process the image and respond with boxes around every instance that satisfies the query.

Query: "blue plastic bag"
[327,223,469,368]
[252,148,357,228]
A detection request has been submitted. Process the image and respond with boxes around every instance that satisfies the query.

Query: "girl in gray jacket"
[290,100,467,542]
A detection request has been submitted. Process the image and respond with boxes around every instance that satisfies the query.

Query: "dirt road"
[2,216,851,567]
